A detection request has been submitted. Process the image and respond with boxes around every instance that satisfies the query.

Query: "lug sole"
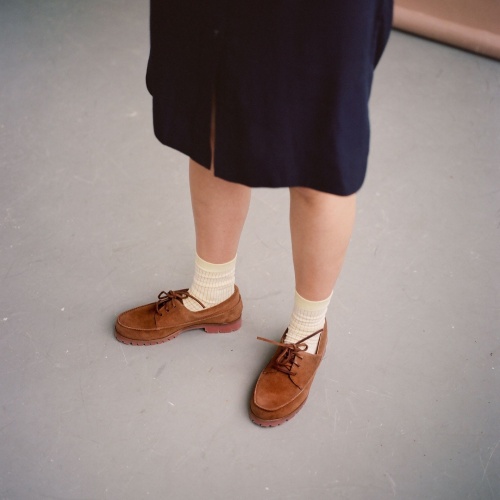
[249,398,308,427]
[114,317,242,346]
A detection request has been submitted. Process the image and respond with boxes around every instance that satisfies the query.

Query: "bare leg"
[289,187,356,301]
[182,102,251,313]
[249,187,357,426]
[114,142,250,341]
[189,99,251,263]
[189,160,251,263]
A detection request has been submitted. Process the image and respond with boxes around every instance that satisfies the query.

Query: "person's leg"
[115,106,250,344]
[183,160,251,311]
[182,94,251,311]
[285,187,356,352]
[250,187,356,426]
[191,96,251,263]
[290,187,356,299]
[189,160,251,264]
[114,159,249,344]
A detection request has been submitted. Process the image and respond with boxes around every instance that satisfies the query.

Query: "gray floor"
[1,1,499,499]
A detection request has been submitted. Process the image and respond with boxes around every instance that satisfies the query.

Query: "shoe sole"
[114,317,242,346]
[249,398,307,427]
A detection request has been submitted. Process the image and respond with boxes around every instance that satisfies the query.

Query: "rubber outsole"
[249,398,308,427]
[114,317,242,346]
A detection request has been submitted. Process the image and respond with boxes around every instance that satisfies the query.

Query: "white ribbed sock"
[284,290,332,354]
[183,254,237,312]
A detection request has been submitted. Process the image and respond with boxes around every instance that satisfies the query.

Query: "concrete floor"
[1,1,499,499]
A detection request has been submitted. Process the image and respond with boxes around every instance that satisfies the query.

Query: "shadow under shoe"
[115,286,243,346]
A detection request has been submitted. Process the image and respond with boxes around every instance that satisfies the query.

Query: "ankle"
[183,253,237,312]
[284,290,332,353]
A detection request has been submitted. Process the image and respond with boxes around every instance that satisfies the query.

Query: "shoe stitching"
[118,293,241,333]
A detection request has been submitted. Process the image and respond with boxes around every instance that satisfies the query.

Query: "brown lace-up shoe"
[249,323,327,427]
[115,286,243,345]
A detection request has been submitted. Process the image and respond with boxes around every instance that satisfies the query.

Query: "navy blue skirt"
[147,1,393,195]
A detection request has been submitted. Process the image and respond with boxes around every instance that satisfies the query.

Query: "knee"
[290,186,332,206]
[290,187,356,214]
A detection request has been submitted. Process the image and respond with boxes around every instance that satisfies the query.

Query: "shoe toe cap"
[253,372,301,411]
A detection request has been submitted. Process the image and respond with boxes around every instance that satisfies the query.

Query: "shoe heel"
[204,317,242,334]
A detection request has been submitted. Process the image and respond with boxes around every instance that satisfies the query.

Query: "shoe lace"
[155,290,205,315]
[257,329,323,376]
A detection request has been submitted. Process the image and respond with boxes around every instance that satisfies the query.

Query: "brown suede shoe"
[249,323,327,427]
[115,286,243,345]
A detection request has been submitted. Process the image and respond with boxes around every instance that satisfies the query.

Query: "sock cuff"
[195,253,237,273]
[294,290,333,311]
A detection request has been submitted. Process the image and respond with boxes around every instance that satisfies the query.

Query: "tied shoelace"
[257,329,323,377]
[155,290,205,315]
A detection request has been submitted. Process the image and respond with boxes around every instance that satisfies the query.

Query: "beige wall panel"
[393,0,500,59]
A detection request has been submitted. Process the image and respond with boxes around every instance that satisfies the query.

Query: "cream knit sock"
[183,254,237,312]
[284,290,332,354]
